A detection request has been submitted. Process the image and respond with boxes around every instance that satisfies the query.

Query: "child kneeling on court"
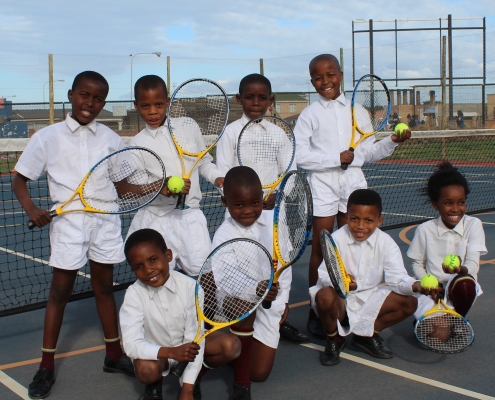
[120,229,241,400]
[212,166,283,400]
[310,189,421,366]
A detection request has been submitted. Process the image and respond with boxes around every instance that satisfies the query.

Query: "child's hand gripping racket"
[170,238,273,378]
[262,171,313,309]
[26,147,166,229]
[414,299,474,354]
[237,115,295,208]
[320,229,355,298]
[341,74,391,170]
[167,78,229,210]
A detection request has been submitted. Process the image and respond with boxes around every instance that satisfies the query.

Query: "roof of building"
[273,93,308,102]
[10,109,123,121]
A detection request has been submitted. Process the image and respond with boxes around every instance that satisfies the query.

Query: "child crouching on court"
[212,166,283,400]
[120,229,240,400]
[310,189,422,366]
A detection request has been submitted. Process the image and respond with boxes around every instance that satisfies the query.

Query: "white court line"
[369,181,423,189]
[0,370,29,399]
[0,246,116,284]
[382,212,431,218]
[301,342,495,399]
[483,222,495,225]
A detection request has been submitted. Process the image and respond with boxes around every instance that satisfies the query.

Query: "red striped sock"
[229,327,254,388]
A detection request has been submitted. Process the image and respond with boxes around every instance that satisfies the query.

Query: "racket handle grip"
[262,299,273,309]
[340,147,355,170]
[26,210,57,230]
[175,194,187,210]
[170,361,189,378]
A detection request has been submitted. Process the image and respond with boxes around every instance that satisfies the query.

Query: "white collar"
[145,272,177,299]
[144,123,168,138]
[344,224,379,248]
[65,113,97,134]
[436,215,465,237]
[318,92,346,109]
[229,214,267,233]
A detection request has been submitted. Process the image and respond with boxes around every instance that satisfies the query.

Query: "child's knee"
[135,360,162,384]
[315,287,338,313]
[224,335,242,361]
[403,296,418,316]
[250,365,271,382]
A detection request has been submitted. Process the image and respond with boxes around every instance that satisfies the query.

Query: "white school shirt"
[119,270,204,385]
[407,215,487,283]
[314,225,415,304]
[212,213,292,304]
[15,113,124,206]
[129,123,222,216]
[294,93,397,171]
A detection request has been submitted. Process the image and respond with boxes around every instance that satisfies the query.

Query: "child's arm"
[215,127,237,177]
[406,225,428,279]
[12,173,52,228]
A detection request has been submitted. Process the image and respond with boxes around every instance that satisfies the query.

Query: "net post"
[167,56,171,97]
[441,36,447,130]
[48,54,54,125]
[259,59,264,76]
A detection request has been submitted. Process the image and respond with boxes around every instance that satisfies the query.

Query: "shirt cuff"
[141,343,161,361]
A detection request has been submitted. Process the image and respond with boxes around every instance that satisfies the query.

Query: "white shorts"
[308,168,367,217]
[126,207,211,277]
[413,274,483,319]
[49,212,125,270]
[253,294,286,349]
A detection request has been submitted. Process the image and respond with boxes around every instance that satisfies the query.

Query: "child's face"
[127,241,172,288]
[236,82,274,120]
[310,57,342,100]
[347,204,383,242]
[134,87,170,129]
[432,185,466,229]
[222,184,263,227]
[67,78,108,125]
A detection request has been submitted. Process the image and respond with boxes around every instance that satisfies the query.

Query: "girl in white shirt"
[407,161,487,318]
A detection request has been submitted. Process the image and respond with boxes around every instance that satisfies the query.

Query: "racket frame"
[167,78,229,209]
[320,229,351,299]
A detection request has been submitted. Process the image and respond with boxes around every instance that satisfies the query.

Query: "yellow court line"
[301,342,495,400]
[398,224,417,245]
[288,300,310,309]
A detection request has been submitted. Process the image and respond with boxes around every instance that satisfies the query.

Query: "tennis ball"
[443,254,460,270]
[394,123,409,136]
[420,274,439,289]
[167,176,185,194]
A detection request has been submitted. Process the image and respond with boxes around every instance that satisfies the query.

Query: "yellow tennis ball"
[394,123,409,136]
[420,274,439,289]
[443,254,460,270]
[167,176,185,194]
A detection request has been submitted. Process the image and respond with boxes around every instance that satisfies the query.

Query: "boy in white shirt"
[13,71,133,399]
[310,189,421,366]
[294,54,411,337]
[216,73,307,345]
[127,75,224,277]
[121,229,240,400]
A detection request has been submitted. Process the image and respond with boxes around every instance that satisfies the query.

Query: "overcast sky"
[1,1,494,102]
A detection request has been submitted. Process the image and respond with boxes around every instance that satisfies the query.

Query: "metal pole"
[340,48,344,93]
[352,21,355,85]
[441,36,447,130]
[482,17,486,127]
[167,56,171,97]
[49,54,54,125]
[369,19,374,76]
[448,14,453,121]
[395,19,398,87]
[260,59,264,76]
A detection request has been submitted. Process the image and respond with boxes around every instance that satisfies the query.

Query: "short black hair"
[239,73,272,95]
[309,54,340,76]
[223,166,262,198]
[422,161,470,202]
[72,71,109,96]
[347,189,382,215]
[134,75,168,100]
[124,228,168,259]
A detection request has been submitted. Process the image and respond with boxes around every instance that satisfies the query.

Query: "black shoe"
[193,378,202,400]
[319,336,346,366]
[232,384,251,400]
[103,354,136,376]
[307,314,326,339]
[280,321,309,344]
[28,368,55,399]
[138,383,163,400]
[352,335,394,359]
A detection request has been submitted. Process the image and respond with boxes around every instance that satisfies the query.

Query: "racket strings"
[198,240,272,324]
[416,314,474,352]
[354,77,389,134]
[321,232,347,297]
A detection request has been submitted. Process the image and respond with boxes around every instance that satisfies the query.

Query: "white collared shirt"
[294,93,397,171]
[315,225,415,303]
[119,270,204,385]
[15,113,124,205]
[128,123,222,216]
[212,213,291,304]
[407,215,487,283]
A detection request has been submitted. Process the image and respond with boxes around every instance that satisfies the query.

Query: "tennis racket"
[237,115,295,202]
[167,78,229,210]
[26,147,166,229]
[262,171,313,309]
[320,229,352,299]
[170,238,273,378]
[341,74,391,170]
[414,299,474,354]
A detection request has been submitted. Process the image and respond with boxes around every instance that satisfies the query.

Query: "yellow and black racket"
[320,229,352,298]
[415,299,474,353]
[167,78,229,210]
[170,238,273,378]
[26,147,165,229]
[262,171,312,309]
[341,74,391,170]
